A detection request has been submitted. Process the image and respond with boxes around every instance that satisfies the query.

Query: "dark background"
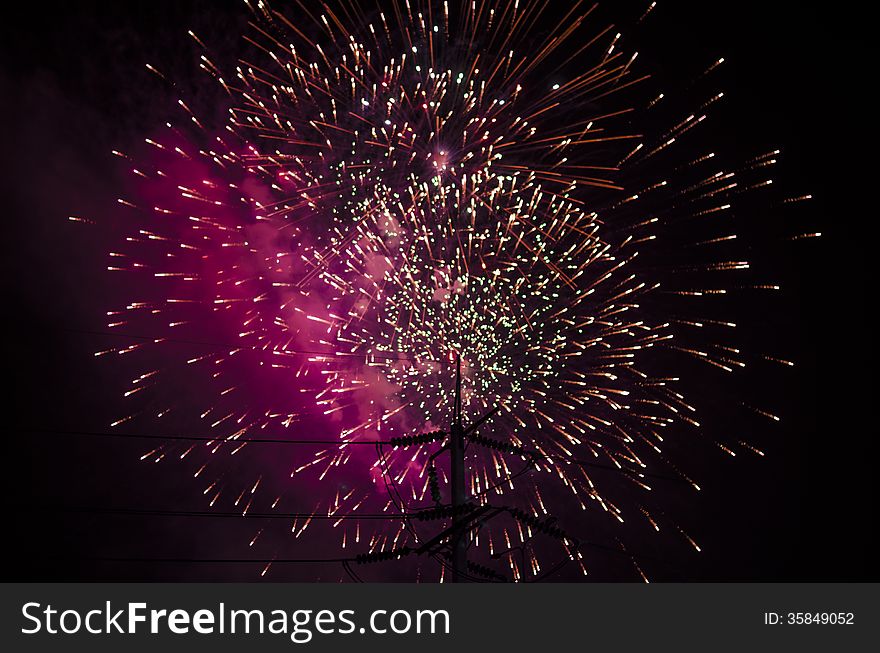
[1,0,873,581]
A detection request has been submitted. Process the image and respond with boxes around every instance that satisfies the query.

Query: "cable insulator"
[467,561,506,581]
[507,508,573,543]
[354,546,413,565]
[414,502,477,521]
[389,429,446,447]
[466,433,527,456]
[428,465,442,505]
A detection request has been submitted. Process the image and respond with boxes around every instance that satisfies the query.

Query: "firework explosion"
[92,0,817,581]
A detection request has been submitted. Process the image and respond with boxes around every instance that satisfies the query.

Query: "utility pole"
[449,354,467,582]
[362,354,571,582]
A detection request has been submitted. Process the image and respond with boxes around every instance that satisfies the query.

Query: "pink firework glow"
[87,0,817,581]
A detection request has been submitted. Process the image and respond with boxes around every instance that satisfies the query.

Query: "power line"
[22,427,686,482]
[48,325,431,362]
[22,427,395,446]
[45,556,356,564]
[25,506,410,520]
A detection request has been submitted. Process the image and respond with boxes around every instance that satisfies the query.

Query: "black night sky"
[1,0,874,582]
